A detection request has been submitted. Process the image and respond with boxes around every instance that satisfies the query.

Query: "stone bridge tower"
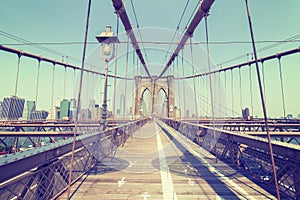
[134,76,175,118]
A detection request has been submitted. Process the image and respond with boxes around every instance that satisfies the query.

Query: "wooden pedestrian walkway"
[59,121,276,200]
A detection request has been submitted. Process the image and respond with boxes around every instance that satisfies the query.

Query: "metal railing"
[0,118,149,200]
[161,118,300,199]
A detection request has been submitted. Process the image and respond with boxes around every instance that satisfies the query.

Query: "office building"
[69,98,77,119]
[47,108,58,120]
[31,110,48,120]
[1,96,25,120]
[91,104,102,119]
[242,108,250,120]
[60,99,70,119]
[89,99,96,109]
[185,110,190,118]
[70,98,76,109]
[79,109,91,119]
[26,100,36,120]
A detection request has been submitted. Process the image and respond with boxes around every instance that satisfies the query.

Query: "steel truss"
[0,119,132,153]
[162,118,300,199]
[181,119,300,145]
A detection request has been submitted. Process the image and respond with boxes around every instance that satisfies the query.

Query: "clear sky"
[0,0,300,118]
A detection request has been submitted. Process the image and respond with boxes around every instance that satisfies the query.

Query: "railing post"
[36,163,54,199]
[294,164,300,199]
[228,143,241,165]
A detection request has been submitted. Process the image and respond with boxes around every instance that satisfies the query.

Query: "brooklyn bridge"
[0,0,300,199]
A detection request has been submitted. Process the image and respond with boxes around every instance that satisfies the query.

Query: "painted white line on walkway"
[155,123,178,200]
[159,121,257,200]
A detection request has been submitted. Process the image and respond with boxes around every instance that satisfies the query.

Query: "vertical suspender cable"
[189,38,198,119]
[181,50,186,118]
[249,65,254,116]
[231,69,234,118]
[113,15,120,119]
[124,36,129,120]
[86,72,89,106]
[132,77,135,120]
[218,72,221,117]
[204,14,217,163]
[14,54,21,98]
[238,67,243,112]
[64,67,67,99]
[50,64,55,119]
[197,75,200,117]
[123,38,129,119]
[261,61,267,103]
[11,54,22,124]
[111,15,120,140]
[206,75,209,116]
[176,56,181,114]
[12,54,21,152]
[98,74,102,109]
[67,0,92,199]
[201,76,206,118]
[244,0,280,199]
[278,57,286,119]
[224,71,227,117]
[73,69,76,98]
[132,38,135,72]
[35,60,41,109]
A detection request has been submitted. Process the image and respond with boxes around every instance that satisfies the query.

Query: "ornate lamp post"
[96,25,118,127]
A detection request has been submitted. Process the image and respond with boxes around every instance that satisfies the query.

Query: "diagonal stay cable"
[112,0,151,78]
[129,0,149,65]
[67,0,92,198]
[0,30,93,66]
[162,0,191,65]
[158,0,216,79]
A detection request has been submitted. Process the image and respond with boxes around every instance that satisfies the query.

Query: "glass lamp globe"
[103,45,112,56]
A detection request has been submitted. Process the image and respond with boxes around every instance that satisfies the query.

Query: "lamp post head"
[96,25,118,44]
[96,25,119,62]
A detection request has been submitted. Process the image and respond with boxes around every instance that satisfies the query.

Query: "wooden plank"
[59,122,276,200]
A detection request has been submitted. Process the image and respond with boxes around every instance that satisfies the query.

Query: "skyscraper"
[69,98,77,119]
[60,99,70,119]
[91,104,102,119]
[1,96,25,120]
[70,98,76,109]
[31,110,48,120]
[26,100,36,120]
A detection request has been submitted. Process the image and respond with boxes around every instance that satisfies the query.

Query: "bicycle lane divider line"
[155,122,178,200]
